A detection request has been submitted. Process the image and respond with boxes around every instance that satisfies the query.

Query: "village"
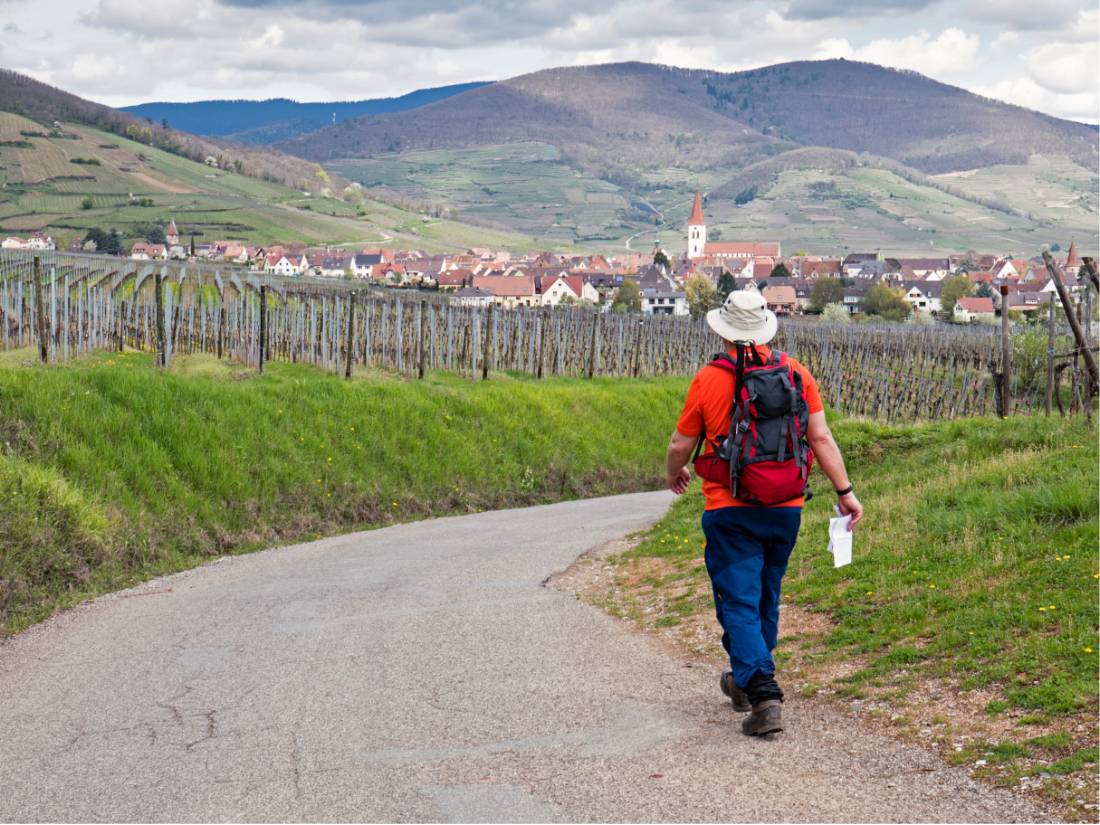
[2,193,1090,324]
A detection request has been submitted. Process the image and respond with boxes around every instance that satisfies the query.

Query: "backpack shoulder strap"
[706,352,737,374]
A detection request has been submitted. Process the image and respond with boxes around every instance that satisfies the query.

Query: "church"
[686,192,779,261]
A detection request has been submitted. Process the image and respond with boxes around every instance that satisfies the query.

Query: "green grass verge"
[628,415,1098,716]
[0,350,689,635]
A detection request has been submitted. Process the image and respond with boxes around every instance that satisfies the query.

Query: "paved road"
[1,492,1050,823]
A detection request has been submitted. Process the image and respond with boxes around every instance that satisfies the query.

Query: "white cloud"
[973,76,1099,122]
[1027,42,1098,95]
[813,27,981,78]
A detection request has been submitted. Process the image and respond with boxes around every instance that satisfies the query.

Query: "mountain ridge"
[121,82,491,144]
[277,60,1097,176]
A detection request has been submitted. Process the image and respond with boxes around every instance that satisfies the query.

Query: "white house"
[642,289,688,316]
[270,256,299,277]
[1,237,26,249]
[26,232,55,251]
[953,296,995,323]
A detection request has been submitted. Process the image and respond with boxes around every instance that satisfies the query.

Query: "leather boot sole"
[741,700,783,736]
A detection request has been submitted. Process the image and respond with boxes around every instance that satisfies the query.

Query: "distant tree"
[821,302,850,323]
[161,118,169,130]
[1050,242,1061,252]
[863,283,911,321]
[809,277,844,312]
[770,262,791,279]
[734,186,757,205]
[939,275,974,311]
[80,196,94,210]
[189,235,196,257]
[612,278,642,313]
[147,225,167,245]
[653,249,671,270]
[717,270,736,301]
[975,281,994,298]
[684,273,719,319]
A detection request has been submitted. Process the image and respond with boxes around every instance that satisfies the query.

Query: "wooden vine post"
[258,284,268,374]
[154,269,166,367]
[1042,251,1098,392]
[418,299,428,380]
[481,303,493,380]
[587,312,600,379]
[1045,297,1055,415]
[33,256,47,363]
[345,290,357,380]
[999,284,1011,417]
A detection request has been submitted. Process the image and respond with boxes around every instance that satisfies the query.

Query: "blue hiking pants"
[701,506,802,690]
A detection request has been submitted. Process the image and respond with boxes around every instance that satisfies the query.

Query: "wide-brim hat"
[706,289,777,344]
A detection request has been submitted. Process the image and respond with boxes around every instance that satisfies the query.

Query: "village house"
[901,280,944,314]
[539,275,600,307]
[471,274,537,308]
[453,286,494,308]
[351,252,382,279]
[642,289,688,316]
[953,296,996,323]
[761,285,797,316]
[685,192,779,261]
[130,242,167,260]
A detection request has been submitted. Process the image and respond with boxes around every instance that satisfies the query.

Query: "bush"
[80,197,94,210]
[821,302,850,323]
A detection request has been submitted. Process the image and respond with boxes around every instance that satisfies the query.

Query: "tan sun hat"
[705,289,778,344]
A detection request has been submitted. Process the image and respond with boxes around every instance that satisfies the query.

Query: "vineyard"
[0,249,1094,421]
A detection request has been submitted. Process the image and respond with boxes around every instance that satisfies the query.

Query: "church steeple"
[687,192,706,259]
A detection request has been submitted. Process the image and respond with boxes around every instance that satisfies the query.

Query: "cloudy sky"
[2,0,1097,122]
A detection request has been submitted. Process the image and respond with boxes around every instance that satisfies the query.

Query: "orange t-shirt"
[676,345,824,510]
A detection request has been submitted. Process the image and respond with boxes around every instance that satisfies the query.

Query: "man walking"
[665,290,862,736]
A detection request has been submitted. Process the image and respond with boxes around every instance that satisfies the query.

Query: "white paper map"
[828,509,853,568]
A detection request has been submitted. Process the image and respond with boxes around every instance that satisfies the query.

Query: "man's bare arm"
[665,430,696,495]
[806,411,863,529]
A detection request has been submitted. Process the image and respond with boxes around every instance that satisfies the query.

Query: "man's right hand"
[837,491,863,530]
[667,466,691,495]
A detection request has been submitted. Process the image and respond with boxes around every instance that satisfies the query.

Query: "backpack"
[691,345,814,505]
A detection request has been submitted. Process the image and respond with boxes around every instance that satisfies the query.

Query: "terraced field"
[0,112,551,252]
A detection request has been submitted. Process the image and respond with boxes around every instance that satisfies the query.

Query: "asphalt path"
[0,492,1050,822]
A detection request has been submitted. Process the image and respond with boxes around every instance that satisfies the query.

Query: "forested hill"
[277,60,1098,175]
[121,82,490,145]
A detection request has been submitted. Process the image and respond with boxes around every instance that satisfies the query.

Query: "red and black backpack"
[692,345,814,505]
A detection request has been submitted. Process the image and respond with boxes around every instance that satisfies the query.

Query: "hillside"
[286,60,1098,254]
[0,68,335,194]
[0,349,685,635]
[281,61,1097,174]
[0,109,556,252]
[121,82,491,145]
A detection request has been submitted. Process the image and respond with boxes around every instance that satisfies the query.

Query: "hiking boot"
[720,671,751,712]
[741,699,783,736]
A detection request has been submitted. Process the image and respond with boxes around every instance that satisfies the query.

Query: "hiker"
[665,290,863,736]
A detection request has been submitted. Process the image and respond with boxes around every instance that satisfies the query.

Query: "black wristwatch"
[835,484,854,496]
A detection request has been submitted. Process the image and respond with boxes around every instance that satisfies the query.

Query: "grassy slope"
[0,349,687,636]
[599,415,1098,816]
[324,141,1097,256]
[0,112,550,252]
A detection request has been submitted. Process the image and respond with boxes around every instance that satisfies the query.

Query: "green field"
[594,415,1098,817]
[0,349,688,636]
[0,112,554,252]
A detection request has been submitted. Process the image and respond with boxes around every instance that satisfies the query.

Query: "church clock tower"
[687,192,706,259]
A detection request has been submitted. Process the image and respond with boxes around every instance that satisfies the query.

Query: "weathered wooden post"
[1043,251,1098,392]
[154,270,166,367]
[587,311,600,378]
[418,299,428,380]
[1045,296,1056,415]
[258,284,268,373]
[481,303,493,380]
[345,290,357,380]
[998,285,1011,416]
[537,310,548,379]
[33,256,48,363]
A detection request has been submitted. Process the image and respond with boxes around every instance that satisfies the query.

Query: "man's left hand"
[667,466,691,495]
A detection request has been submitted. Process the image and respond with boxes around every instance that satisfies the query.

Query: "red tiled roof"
[957,297,994,312]
[1065,241,1079,267]
[472,275,535,298]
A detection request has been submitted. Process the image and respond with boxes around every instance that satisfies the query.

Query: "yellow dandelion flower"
[1048,605,1057,610]
[1084,647,1094,654]
[866,591,874,596]
[1038,607,1047,612]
